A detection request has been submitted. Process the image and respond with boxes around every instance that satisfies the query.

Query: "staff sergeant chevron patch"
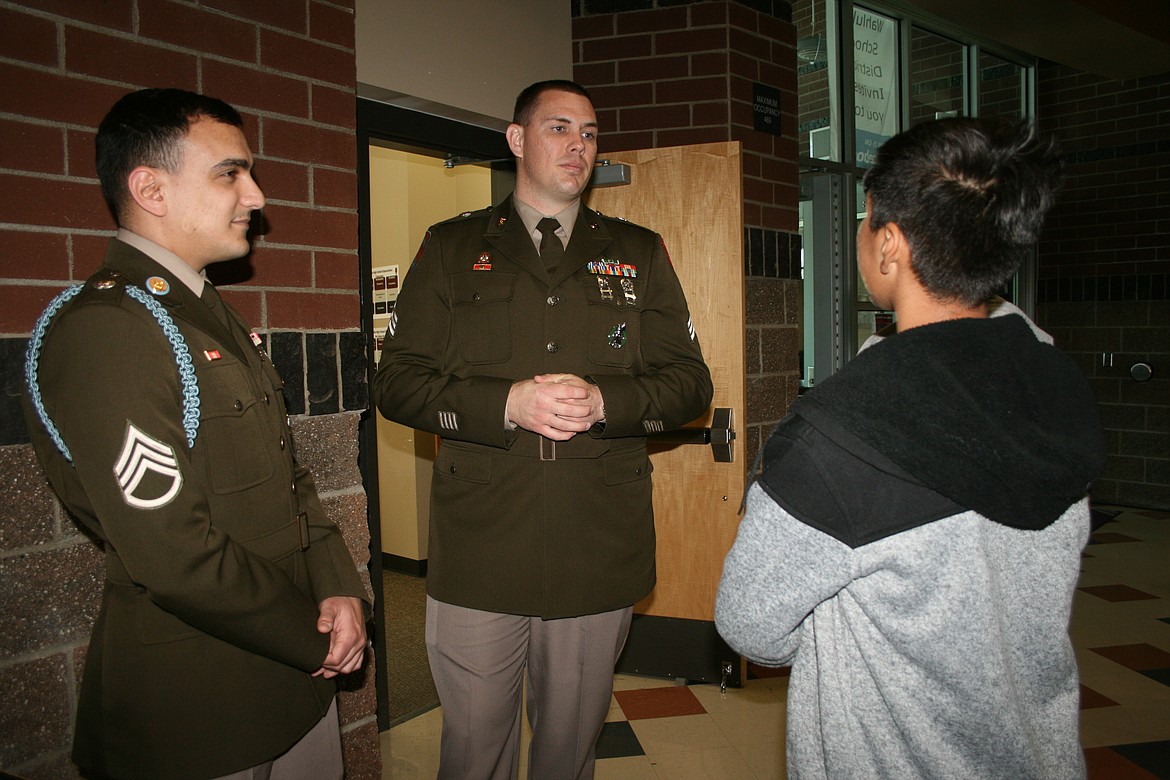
[114,424,183,509]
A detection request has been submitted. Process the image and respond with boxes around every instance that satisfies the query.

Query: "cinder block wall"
[0,1,379,777]
[572,0,802,462]
[1036,66,1170,510]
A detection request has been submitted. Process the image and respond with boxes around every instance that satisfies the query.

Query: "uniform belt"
[508,431,612,460]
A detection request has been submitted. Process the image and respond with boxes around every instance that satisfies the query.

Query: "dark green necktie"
[537,217,564,274]
[200,283,230,328]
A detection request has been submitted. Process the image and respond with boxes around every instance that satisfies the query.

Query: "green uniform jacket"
[22,240,369,780]
[372,196,712,619]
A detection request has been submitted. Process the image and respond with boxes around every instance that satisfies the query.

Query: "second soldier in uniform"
[373,80,712,779]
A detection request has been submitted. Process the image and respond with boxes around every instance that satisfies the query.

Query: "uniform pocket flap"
[452,272,516,305]
[603,447,653,486]
[434,444,491,484]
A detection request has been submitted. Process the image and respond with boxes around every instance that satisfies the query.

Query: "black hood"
[792,314,1105,530]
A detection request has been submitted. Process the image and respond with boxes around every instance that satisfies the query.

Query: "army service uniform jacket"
[22,240,369,780]
[373,196,712,619]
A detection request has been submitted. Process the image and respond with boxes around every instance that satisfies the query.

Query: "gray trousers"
[426,596,633,780]
[210,698,343,780]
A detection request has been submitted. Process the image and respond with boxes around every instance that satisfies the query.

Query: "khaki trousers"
[426,596,633,780]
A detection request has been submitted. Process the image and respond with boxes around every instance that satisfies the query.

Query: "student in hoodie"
[715,117,1105,780]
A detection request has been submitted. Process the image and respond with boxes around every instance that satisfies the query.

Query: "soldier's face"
[157,118,265,271]
[508,90,598,212]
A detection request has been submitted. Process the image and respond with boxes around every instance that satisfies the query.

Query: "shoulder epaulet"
[25,274,201,461]
[592,209,655,234]
[438,206,492,226]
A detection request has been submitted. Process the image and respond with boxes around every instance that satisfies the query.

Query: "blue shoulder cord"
[25,283,201,462]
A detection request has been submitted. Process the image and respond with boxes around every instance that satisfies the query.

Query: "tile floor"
[380,506,1170,779]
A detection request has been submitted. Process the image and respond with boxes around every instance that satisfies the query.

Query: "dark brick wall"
[1037,64,1170,509]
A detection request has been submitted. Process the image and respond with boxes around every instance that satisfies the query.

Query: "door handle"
[648,407,736,462]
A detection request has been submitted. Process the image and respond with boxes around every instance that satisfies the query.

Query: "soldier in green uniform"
[22,89,370,780]
[373,80,712,779]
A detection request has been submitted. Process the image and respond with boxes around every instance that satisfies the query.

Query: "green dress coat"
[23,239,369,780]
[373,196,712,619]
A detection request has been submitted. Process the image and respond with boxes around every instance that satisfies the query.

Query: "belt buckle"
[540,436,556,461]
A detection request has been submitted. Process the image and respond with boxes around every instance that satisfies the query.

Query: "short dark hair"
[512,80,594,126]
[862,117,1064,305]
[96,88,243,223]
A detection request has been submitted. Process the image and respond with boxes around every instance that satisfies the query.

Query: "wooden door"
[585,141,746,684]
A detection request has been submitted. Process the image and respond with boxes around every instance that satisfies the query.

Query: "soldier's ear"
[127,166,167,218]
[506,123,525,158]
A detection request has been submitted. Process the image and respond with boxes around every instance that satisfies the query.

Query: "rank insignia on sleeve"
[587,260,637,278]
[145,276,170,295]
[473,252,493,271]
[114,423,183,509]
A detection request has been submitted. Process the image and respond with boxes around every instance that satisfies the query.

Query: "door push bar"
[648,407,736,463]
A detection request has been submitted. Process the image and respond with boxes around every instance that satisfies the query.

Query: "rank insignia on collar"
[146,276,170,295]
[587,260,637,278]
[607,322,628,349]
[473,252,493,271]
[497,216,507,227]
[203,349,221,361]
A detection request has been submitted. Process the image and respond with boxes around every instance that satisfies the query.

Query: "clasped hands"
[313,595,367,679]
[507,373,605,441]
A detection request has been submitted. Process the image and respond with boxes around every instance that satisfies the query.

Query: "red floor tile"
[1091,643,1170,672]
[614,686,706,720]
[1084,746,1161,779]
[1080,684,1120,709]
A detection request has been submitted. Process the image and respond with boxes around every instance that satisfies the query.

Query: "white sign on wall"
[853,7,898,167]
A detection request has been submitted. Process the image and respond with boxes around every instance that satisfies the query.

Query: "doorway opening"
[356,95,509,728]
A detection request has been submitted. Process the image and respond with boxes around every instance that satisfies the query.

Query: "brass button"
[546,342,558,353]
[472,292,481,302]
[547,295,559,306]
[279,436,286,451]
[233,400,243,411]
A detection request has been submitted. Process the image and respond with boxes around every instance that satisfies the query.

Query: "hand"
[506,374,605,440]
[312,596,367,679]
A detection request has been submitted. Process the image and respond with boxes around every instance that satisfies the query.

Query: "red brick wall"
[0,1,360,333]
[573,0,802,463]
[0,1,379,776]
[574,1,799,232]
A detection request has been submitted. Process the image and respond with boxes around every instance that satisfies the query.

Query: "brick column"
[573,0,802,459]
